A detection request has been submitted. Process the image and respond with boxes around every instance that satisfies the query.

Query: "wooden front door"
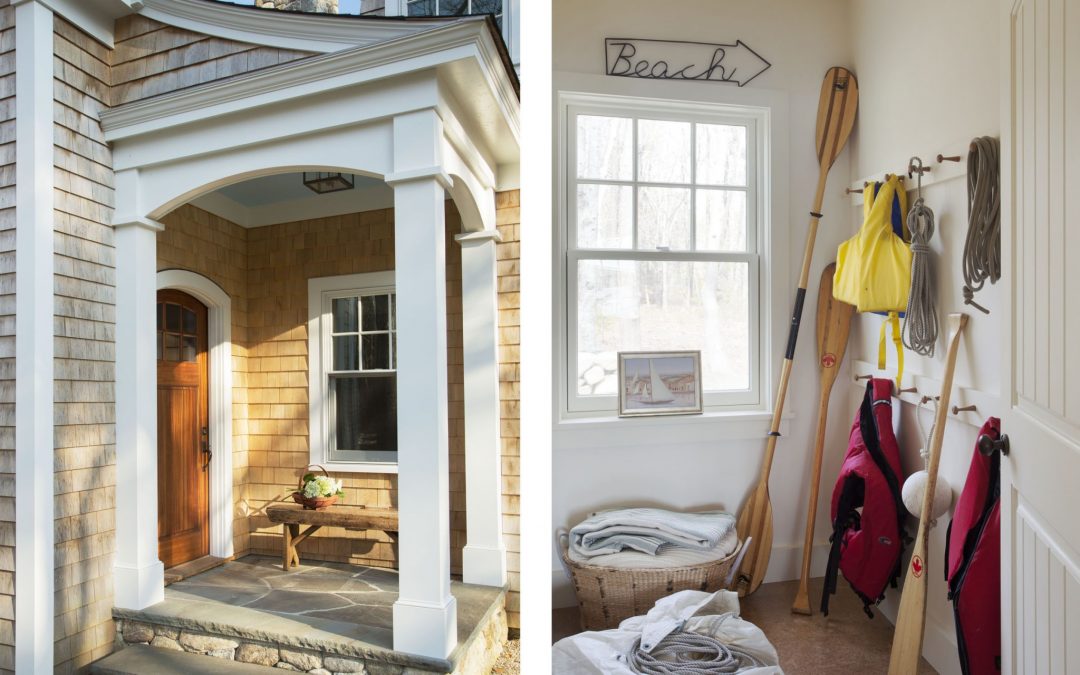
[157,289,210,569]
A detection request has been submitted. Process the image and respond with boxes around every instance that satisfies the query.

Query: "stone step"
[90,644,282,674]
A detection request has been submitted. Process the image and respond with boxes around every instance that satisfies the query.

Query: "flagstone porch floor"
[112,555,508,674]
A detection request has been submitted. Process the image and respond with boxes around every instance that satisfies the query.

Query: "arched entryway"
[108,111,507,662]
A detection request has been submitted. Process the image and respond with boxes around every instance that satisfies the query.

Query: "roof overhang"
[100,18,519,175]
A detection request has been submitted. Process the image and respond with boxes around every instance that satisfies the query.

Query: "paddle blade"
[733,488,773,596]
[815,67,859,170]
[816,263,854,378]
[888,534,930,674]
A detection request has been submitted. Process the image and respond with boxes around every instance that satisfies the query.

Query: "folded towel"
[570,508,736,558]
[568,527,739,569]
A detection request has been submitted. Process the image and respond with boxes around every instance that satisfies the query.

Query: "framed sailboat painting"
[617,351,703,417]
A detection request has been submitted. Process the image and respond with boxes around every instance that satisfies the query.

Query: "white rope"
[903,158,938,357]
[962,136,1001,314]
[914,397,937,468]
[912,396,943,528]
[628,633,766,674]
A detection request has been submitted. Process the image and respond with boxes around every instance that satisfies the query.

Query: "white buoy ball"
[902,468,953,520]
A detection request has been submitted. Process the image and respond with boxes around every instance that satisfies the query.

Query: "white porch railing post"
[388,110,457,659]
[113,218,166,610]
[456,230,507,587]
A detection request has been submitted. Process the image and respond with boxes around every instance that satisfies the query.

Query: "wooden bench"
[266,503,399,571]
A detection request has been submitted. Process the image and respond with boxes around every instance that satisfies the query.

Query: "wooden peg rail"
[952,404,977,415]
[854,373,917,396]
[937,154,961,163]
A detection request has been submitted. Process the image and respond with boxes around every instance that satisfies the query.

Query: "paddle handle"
[792,378,835,614]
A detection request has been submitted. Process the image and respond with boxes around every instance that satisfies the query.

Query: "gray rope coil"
[628,633,766,674]
[962,136,1001,314]
[903,195,938,356]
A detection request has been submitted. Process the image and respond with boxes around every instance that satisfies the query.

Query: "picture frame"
[617,350,703,417]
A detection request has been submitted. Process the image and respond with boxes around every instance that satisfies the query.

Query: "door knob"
[978,433,1010,457]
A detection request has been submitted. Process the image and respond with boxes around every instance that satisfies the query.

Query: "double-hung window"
[562,95,765,415]
[309,272,398,471]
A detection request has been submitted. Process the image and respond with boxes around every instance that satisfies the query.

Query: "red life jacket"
[821,378,909,617]
[945,417,1002,675]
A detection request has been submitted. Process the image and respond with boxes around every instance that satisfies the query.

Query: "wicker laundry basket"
[559,532,743,631]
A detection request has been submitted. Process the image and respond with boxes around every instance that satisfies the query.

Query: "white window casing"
[309,271,399,473]
[558,92,775,420]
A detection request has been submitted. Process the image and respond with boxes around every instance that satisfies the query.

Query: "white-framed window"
[559,93,768,417]
[308,272,398,472]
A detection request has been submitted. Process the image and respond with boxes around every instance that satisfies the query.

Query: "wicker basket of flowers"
[292,465,344,510]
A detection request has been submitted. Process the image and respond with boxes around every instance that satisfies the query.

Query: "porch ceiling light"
[303,172,355,194]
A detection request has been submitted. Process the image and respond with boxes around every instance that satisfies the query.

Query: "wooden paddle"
[733,67,859,597]
[791,263,854,615]
[888,313,969,674]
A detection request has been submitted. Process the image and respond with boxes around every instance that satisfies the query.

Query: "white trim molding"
[157,270,235,559]
[13,2,55,672]
[307,271,399,474]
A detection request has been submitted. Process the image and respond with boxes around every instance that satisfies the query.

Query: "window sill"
[554,410,793,449]
[315,460,399,475]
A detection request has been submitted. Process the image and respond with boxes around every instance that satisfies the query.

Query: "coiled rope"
[628,633,766,674]
[903,158,938,357]
[962,136,1001,314]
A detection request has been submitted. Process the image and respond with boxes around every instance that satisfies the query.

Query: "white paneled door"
[1002,0,1080,672]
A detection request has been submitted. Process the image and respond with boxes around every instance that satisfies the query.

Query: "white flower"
[302,474,343,499]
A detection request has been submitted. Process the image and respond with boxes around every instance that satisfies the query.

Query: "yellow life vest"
[833,175,911,387]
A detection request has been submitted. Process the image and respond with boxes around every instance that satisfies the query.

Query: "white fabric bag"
[552,590,782,674]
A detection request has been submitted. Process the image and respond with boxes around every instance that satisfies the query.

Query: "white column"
[456,230,507,587]
[13,1,54,671]
[388,110,456,659]
[113,217,166,610]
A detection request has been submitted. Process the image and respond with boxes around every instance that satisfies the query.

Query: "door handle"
[201,426,212,468]
[978,433,1010,457]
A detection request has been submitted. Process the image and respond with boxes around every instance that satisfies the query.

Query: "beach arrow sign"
[604,37,772,87]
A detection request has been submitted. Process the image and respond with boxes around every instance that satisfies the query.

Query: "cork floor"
[553,578,938,674]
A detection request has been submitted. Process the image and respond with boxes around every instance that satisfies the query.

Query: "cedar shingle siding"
[52,17,117,674]
[31,12,520,671]
[110,16,313,107]
[0,3,13,672]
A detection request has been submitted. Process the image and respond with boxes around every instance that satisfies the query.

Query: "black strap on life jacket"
[858,381,911,589]
[821,473,862,617]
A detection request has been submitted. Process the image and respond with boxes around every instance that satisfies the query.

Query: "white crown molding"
[100,17,519,153]
[137,0,451,53]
